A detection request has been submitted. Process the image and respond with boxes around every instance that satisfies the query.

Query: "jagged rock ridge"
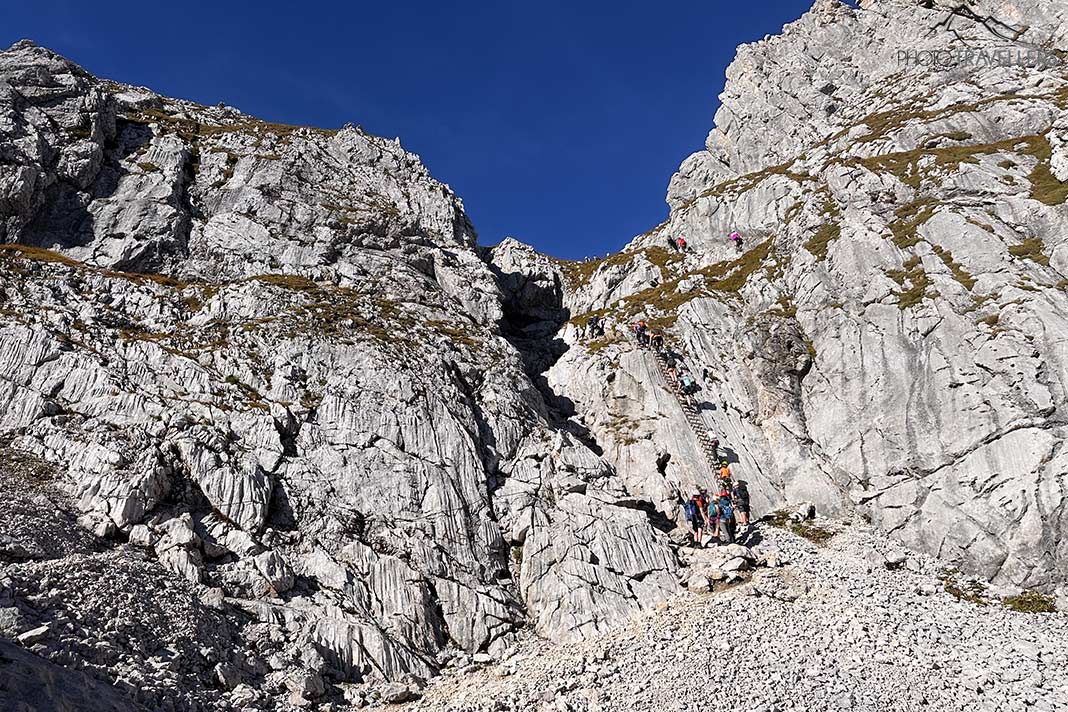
[0,40,679,709]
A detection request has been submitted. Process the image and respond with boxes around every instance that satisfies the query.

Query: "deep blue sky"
[3,0,814,259]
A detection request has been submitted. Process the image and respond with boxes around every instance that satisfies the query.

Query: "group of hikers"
[633,320,701,405]
[662,231,744,255]
[684,470,752,547]
[632,320,664,350]
[629,319,754,546]
[582,232,758,549]
[666,235,689,252]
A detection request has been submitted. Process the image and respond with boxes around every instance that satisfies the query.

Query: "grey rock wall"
[549,0,1068,598]
[0,40,678,709]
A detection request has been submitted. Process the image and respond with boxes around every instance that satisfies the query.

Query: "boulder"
[685,573,711,592]
[380,682,420,704]
[253,550,294,594]
[16,624,49,646]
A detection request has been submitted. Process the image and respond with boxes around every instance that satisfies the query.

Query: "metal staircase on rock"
[650,346,721,471]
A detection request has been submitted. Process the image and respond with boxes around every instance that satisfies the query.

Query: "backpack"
[733,484,749,505]
[718,497,734,520]
[684,499,698,521]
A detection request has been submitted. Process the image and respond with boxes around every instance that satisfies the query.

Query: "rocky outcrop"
[545,0,1068,599]
[0,40,679,709]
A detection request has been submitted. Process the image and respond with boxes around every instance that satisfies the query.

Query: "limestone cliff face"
[5,0,1068,707]
[0,41,678,709]
[541,0,1068,597]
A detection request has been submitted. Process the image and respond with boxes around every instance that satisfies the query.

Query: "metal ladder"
[650,346,721,471]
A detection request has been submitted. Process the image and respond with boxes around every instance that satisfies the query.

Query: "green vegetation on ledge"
[805,198,843,260]
[1008,237,1050,266]
[765,510,836,544]
[887,256,932,310]
[931,245,976,291]
[889,199,937,249]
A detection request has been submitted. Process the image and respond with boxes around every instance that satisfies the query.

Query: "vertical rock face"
[0,40,678,708]
[545,0,1068,599]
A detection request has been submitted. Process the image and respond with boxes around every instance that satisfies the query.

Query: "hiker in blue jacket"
[684,489,707,547]
[716,488,736,544]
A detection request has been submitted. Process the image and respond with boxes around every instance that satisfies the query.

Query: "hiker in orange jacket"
[719,460,733,487]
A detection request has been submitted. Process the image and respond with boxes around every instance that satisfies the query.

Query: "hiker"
[634,320,649,347]
[684,489,707,547]
[733,480,751,529]
[666,357,679,385]
[667,235,679,252]
[677,237,688,252]
[716,489,736,544]
[703,493,719,547]
[709,437,720,462]
[729,232,743,252]
[678,370,698,405]
[719,460,733,487]
[649,331,664,352]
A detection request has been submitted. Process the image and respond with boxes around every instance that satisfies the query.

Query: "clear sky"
[3,0,815,259]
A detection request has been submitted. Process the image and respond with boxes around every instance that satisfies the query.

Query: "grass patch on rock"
[887,256,932,309]
[1020,134,1068,205]
[765,510,836,545]
[931,245,976,291]
[560,250,641,290]
[889,199,937,249]
[1008,237,1050,266]
[940,569,988,606]
[805,222,841,261]
[1003,591,1057,613]
[0,244,83,267]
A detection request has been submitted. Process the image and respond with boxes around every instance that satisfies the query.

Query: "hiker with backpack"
[634,320,649,347]
[704,493,719,547]
[716,489,736,544]
[678,370,698,406]
[709,438,720,462]
[684,489,708,547]
[729,232,743,252]
[649,331,664,352]
[667,236,679,252]
[719,460,732,487]
[677,237,688,252]
[586,315,604,338]
[732,480,752,530]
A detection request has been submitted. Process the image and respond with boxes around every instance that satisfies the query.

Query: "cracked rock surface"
[540,0,1068,601]
[0,40,678,709]
[3,0,1068,708]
